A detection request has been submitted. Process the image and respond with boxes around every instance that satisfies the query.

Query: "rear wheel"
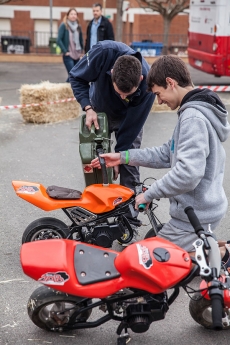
[22,217,69,244]
[27,285,92,331]
[189,293,230,329]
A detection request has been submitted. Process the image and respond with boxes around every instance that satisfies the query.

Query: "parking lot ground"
[1,61,230,345]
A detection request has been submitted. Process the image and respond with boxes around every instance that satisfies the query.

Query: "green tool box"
[79,112,113,186]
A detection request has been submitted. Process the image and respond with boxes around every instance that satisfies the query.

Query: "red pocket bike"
[12,150,163,248]
[21,207,230,345]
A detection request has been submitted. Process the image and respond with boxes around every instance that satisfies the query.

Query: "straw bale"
[19,81,80,123]
[151,97,172,112]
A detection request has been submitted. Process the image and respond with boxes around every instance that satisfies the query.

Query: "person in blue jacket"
[57,8,84,81]
[69,40,155,193]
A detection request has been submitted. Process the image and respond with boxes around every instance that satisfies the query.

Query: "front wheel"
[189,293,230,329]
[144,224,163,239]
[27,286,92,331]
[22,217,69,244]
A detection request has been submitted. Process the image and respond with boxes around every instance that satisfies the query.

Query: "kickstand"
[117,329,131,345]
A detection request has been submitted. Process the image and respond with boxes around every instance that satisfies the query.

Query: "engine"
[82,223,124,248]
[124,294,168,333]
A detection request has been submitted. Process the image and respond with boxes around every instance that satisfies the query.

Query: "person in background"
[85,3,114,53]
[57,8,84,82]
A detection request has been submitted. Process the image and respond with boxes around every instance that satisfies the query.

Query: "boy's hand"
[91,153,121,168]
[135,193,149,210]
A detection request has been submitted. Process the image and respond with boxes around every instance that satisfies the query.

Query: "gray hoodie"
[120,89,230,227]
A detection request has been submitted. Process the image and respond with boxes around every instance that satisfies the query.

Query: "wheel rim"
[38,301,84,330]
[31,228,63,241]
[202,306,230,329]
[202,306,213,324]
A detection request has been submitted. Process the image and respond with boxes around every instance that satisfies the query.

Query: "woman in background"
[57,8,84,81]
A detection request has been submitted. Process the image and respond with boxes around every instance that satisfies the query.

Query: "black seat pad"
[46,185,82,199]
[74,244,120,285]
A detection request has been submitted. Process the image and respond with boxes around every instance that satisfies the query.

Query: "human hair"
[93,3,102,10]
[63,8,79,28]
[112,56,142,93]
[147,55,193,91]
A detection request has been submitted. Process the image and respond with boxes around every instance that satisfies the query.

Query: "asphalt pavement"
[1,61,230,345]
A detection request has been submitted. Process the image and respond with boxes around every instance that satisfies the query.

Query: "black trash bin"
[1,36,30,54]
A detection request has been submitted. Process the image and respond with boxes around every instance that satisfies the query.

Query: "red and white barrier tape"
[197,85,230,92]
[1,86,230,111]
[0,97,76,111]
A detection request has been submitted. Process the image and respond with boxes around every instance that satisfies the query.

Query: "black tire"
[144,224,163,239]
[27,285,92,331]
[22,217,69,244]
[189,293,230,330]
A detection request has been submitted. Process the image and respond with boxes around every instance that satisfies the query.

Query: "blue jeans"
[63,55,79,82]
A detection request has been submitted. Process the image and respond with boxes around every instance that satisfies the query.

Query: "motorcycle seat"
[74,243,120,285]
[46,185,82,199]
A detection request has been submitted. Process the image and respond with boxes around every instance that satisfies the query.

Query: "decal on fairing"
[136,243,153,269]
[17,186,39,194]
[38,271,70,286]
[113,197,123,206]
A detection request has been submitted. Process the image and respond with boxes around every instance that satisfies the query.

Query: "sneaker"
[121,229,139,247]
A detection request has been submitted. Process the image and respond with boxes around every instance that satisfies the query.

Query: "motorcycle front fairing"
[21,238,192,298]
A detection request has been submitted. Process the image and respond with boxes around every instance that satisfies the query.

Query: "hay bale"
[151,97,172,112]
[19,81,80,123]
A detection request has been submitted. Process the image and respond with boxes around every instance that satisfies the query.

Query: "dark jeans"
[108,118,143,191]
[63,55,79,82]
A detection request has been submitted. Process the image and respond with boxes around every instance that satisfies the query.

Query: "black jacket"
[69,41,155,152]
[85,16,114,53]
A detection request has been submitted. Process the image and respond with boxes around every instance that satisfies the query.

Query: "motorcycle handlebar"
[211,294,223,330]
[138,203,146,212]
[185,206,224,329]
[184,206,204,235]
[97,149,109,185]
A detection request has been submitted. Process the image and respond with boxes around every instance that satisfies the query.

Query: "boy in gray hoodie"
[91,55,230,268]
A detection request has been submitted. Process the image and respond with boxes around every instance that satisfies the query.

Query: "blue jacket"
[69,41,155,152]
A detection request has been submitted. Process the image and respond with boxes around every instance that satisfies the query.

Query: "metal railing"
[0,30,58,54]
[0,30,188,55]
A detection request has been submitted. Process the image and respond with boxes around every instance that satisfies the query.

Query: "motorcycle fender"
[200,276,230,308]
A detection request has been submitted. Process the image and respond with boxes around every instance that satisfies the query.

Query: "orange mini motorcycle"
[12,150,162,248]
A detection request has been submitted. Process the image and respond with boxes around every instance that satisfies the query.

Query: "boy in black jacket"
[69,41,155,239]
[69,40,155,191]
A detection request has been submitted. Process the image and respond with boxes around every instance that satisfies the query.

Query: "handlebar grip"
[98,155,109,185]
[138,203,146,212]
[211,294,223,330]
[184,206,204,235]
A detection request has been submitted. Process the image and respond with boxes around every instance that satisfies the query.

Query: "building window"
[34,19,57,46]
